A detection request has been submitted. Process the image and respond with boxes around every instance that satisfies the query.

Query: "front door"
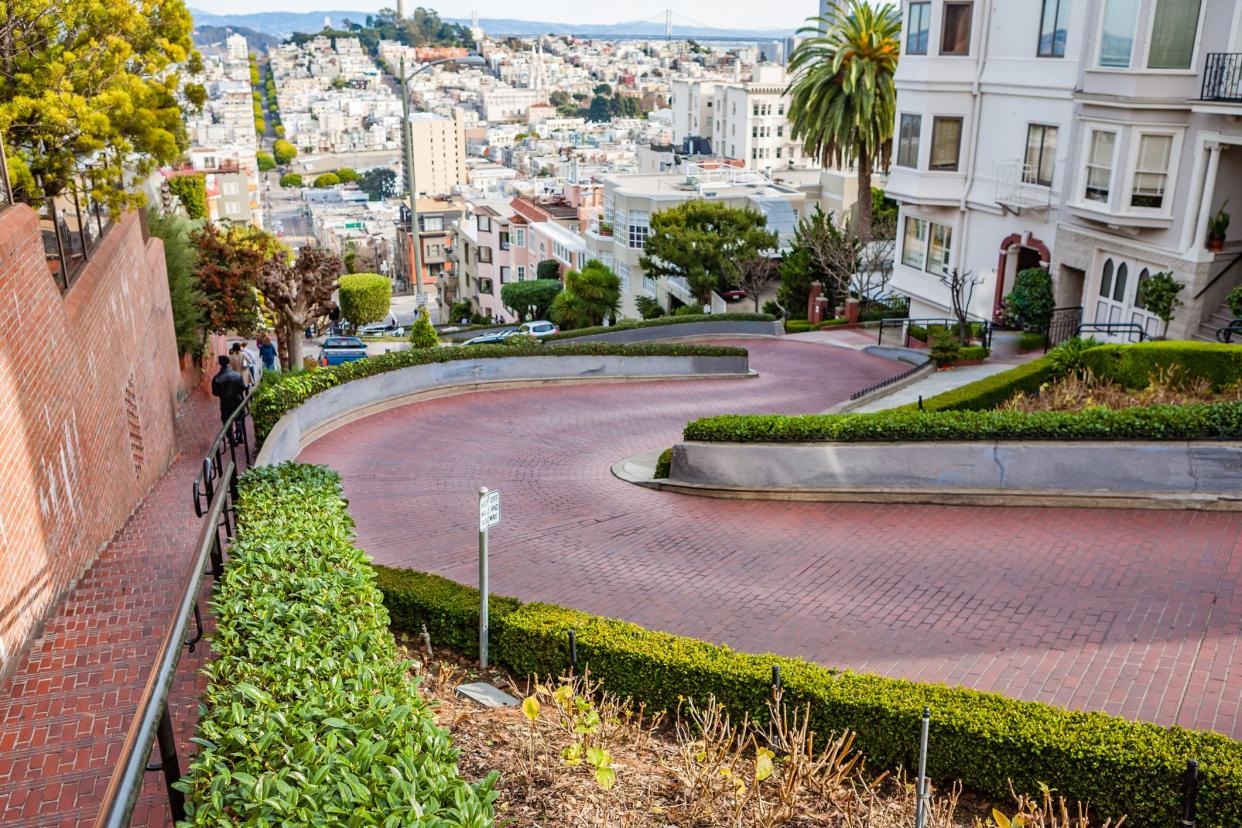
[1092,257,1162,341]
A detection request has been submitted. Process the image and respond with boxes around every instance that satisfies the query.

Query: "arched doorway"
[992,233,1052,319]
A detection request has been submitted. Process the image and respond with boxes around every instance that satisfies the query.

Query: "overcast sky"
[193,1,822,31]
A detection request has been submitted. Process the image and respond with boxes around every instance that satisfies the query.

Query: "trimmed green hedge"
[338,273,391,327]
[1081,341,1242,390]
[956,345,990,361]
[252,342,748,439]
[785,319,812,333]
[546,312,774,341]
[178,464,496,825]
[654,447,673,479]
[683,401,1242,443]
[374,566,520,659]
[906,355,1059,412]
[371,558,1242,827]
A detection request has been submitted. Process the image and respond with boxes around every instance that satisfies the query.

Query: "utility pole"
[399,56,425,306]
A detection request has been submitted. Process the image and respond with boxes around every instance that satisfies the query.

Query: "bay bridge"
[488,9,791,44]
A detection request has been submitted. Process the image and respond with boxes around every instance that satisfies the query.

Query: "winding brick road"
[299,339,1242,738]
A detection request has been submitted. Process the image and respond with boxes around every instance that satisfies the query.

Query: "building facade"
[407,110,468,198]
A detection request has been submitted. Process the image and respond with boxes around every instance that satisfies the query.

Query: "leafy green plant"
[673,304,704,316]
[178,464,498,824]
[1048,337,1103,380]
[1018,331,1047,352]
[337,272,391,327]
[273,138,297,165]
[1136,271,1184,337]
[1228,286,1242,320]
[313,171,340,188]
[654,447,673,479]
[501,279,562,321]
[1208,200,1230,244]
[1079,341,1242,390]
[537,259,560,280]
[550,260,622,330]
[928,328,961,367]
[256,151,275,171]
[408,307,438,348]
[146,208,204,356]
[167,175,207,220]
[762,299,784,319]
[447,300,474,324]
[335,166,358,182]
[784,319,812,333]
[278,172,302,188]
[1004,268,1055,332]
[635,295,665,319]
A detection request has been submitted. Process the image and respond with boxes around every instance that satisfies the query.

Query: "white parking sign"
[479,490,501,531]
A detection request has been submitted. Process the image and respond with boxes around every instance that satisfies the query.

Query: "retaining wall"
[257,353,750,465]
[549,319,783,344]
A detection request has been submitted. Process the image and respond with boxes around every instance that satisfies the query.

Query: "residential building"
[406,110,468,197]
[225,32,248,61]
[482,87,546,122]
[394,198,465,294]
[885,0,1242,342]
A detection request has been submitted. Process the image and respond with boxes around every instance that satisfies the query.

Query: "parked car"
[464,328,518,345]
[517,320,559,338]
[720,290,747,302]
[318,336,368,366]
[357,320,405,338]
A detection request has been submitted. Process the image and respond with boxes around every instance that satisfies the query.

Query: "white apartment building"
[482,87,546,122]
[407,110,467,197]
[225,33,248,62]
[886,0,1242,342]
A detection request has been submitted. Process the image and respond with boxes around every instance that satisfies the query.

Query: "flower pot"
[1208,235,1226,252]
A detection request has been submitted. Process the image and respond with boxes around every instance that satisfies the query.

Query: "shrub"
[335,166,358,182]
[272,138,297,165]
[813,317,849,330]
[1004,267,1054,332]
[167,175,207,220]
[635,295,665,319]
[544,313,774,342]
[1018,331,1047,351]
[784,319,812,333]
[274,124,286,137]
[337,273,391,327]
[370,562,1242,827]
[761,299,784,319]
[536,259,560,280]
[278,172,302,188]
[448,300,474,324]
[255,151,275,171]
[408,308,438,348]
[1080,341,1242,390]
[1136,272,1184,336]
[178,464,497,824]
[913,356,1058,412]
[673,304,704,316]
[252,342,748,438]
[907,324,928,343]
[928,328,961,366]
[313,171,341,188]
[1228,285,1242,319]
[501,278,562,321]
[146,209,204,356]
[1047,337,1101,381]
[957,345,989,361]
[654,447,673,478]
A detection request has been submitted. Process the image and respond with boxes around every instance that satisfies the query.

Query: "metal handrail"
[1216,320,1242,343]
[1192,250,1242,301]
[193,387,253,518]
[93,461,235,828]
[1078,321,1148,342]
[877,317,993,349]
[849,357,932,400]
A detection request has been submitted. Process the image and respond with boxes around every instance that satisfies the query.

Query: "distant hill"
[188,9,794,41]
[193,24,281,53]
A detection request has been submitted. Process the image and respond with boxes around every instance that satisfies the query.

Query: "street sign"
[479,489,500,531]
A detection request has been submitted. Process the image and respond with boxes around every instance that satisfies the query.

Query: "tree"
[787,1,900,242]
[193,223,272,341]
[537,259,561,280]
[273,139,298,165]
[0,0,200,215]
[335,167,358,183]
[550,260,621,329]
[358,167,396,200]
[274,124,286,137]
[735,256,779,312]
[408,308,439,348]
[313,172,341,188]
[338,273,391,327]
[257,245,342,371]
[1004,268,1055,333]
[776,246,816,320]
[501,279,562,321]
[279,172,303,188]
[640,201,778,304]
[167,175,207,220]
[635,295,665,319]
[257,152,276,171]
[587,96,613,122]
[936,268,985,342]
[1136,272,1185,338]
[448,300,473,324]
[593,83,613,97]
[146,208,204,356]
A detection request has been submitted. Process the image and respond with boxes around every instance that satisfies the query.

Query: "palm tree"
[550,260,622,329]
[786,1,901,243]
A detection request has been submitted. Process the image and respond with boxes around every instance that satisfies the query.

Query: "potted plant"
[1208,201,1230,252]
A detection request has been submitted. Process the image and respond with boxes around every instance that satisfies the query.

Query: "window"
[1134,268,1152,309]
[1147,0,1202,69]
[1023,124,1058,187]
[1098,0,1140,67]
[478,215,492,232]
[1131,133,1173,209]
[928,223,953,276]
[477,246,492,264]
[1113,263,1129,302]
[776,125,783,137]
[906,2,931,54]
[628,211,649,249]
[902,216,928,268]
[896,114,921,167]
[1038,0,1069,57]
[901,215,952,275]
[421,215,444,232]
[222,181,239,195]
[499,265,512,283]
[1084,130,1116,203]
[941,3,973,55]
[513,228,525,247]
[643,274,657,295]
[930,117,963,171]
[517,265,526,280]
[619,263,631,292]
[1099,258,1114,297]
[499,231,510,250]
[224,202,241,216]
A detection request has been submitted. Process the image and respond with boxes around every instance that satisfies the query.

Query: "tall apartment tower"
[884,0,1242,343]
[397,0,407,20]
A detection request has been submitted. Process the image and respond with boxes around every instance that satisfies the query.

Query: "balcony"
[1201,53,1242,103]
[993,161,1052,213]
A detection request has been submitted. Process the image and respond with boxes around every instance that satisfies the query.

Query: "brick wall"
[0,205,180,681]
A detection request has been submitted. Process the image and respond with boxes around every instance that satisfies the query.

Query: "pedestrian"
[229,342,256,388]
[258,333,278,373]
[210,355,246,440]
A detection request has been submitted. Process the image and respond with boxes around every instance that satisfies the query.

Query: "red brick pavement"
[0,391,237,827]
[300,338,1242,739]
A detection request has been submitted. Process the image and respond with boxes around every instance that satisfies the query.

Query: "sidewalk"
[0,392,226,827]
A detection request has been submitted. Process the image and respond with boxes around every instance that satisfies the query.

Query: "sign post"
[478,487,500,667]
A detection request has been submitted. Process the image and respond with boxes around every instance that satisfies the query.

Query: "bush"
[370,562,1242,827]
[1018,331,1047,351]
[501,279,562,321]
[253,342,749,438]
[682,401,1242,443]
[273,138,297,165]
[146,209,204,356]
[1004,267,1054,332]
[256,151,275,171]
[278,172,302,188]
[673,304,704,316]
[635,295,665,319]
[448,300,474,324]
[408,308,438,348]
[913,356,1058,412]
[1228,285,1242,319]
[957,345,990,361]
[313,172,341,188]
[178,464,497,824]
[1080,341,1242,390]
[907,324,928,343]
[536,259,560,280]
[761,299,784,319]
[544,313,774,341]
[654,447,673,478]
[928,329,961,366]
[167,175,207,220]
[784,319,812,333]
[335,166,358,183]
[1135,271,1184,335]
[813,318,849,330]
[337,273,391,327]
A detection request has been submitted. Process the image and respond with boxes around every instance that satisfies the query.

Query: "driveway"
[298,338,1242,738]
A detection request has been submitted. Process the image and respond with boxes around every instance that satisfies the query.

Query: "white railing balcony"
[993,161,1052,211]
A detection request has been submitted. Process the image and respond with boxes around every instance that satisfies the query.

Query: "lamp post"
[399,53,486,309]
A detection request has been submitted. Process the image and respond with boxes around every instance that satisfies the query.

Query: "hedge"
[252,342,748,439]
[372,557,1242,827]
[785,319,812,333]
[956,345,990,361]
[337,272,391,327]
[178,464,496,825]
[374,566,520,659]
[546,312,774,341]
[905,355,1058,412]
[1080,341,1242,390]
[683,401,1242,443]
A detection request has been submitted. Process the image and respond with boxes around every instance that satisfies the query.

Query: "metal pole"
[1181,759,1199,828]
[400,57,425,307]
[915,706,930,828]
[155,703,186,821]
[568,630,577,676]
[478,486,489,668]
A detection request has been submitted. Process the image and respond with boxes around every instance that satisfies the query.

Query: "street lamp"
[400,53,486,309]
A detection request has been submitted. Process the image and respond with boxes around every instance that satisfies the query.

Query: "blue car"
[318,336,368,365]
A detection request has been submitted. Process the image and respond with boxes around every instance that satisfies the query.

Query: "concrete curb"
[825,361,936,414]
[610,448,666,488]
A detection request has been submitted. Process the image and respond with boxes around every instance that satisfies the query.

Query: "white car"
[517,320,559,338]
[357,320,405,338]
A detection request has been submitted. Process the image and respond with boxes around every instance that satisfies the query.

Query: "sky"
[191,1,821,31]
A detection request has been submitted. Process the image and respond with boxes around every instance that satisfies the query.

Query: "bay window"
[1130,133,1173,209]
[930,117,963,171]
[902,217,928,269]
[1098,0,1140,68]
[896,114,921,168]
[1083,130,1117,204]
[941,3,973,55]
[1147,0,1202,69]
[901,216,953,276]
[928,224,953,276]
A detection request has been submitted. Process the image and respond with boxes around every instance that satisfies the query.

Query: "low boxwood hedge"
[178,463,496,825]
[374,565,520,658]
[683,401,1242,443]
[904,355,1059,412]
[545,312,774,341]
[370,555,1242,826]
[956,345,990,361]
[252,341,747,439]
[1081,341,1242,390]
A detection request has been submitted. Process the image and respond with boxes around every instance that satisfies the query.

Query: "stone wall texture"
[0,205,180,680]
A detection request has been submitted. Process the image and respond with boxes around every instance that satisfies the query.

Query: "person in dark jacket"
[211,354,246,427]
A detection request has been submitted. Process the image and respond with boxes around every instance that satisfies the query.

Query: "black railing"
[877,317,993,349]
[849,356,932,400]
[39,181,113,292]
[1201,53,1242,103]
[93,460,236,827]
[1044,306,1084,351]
[1216,320,1242,343]
[1193,251,1242,301]
[0,139,12,211]
[1078,321,1148,342]
[193,389,254,521]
